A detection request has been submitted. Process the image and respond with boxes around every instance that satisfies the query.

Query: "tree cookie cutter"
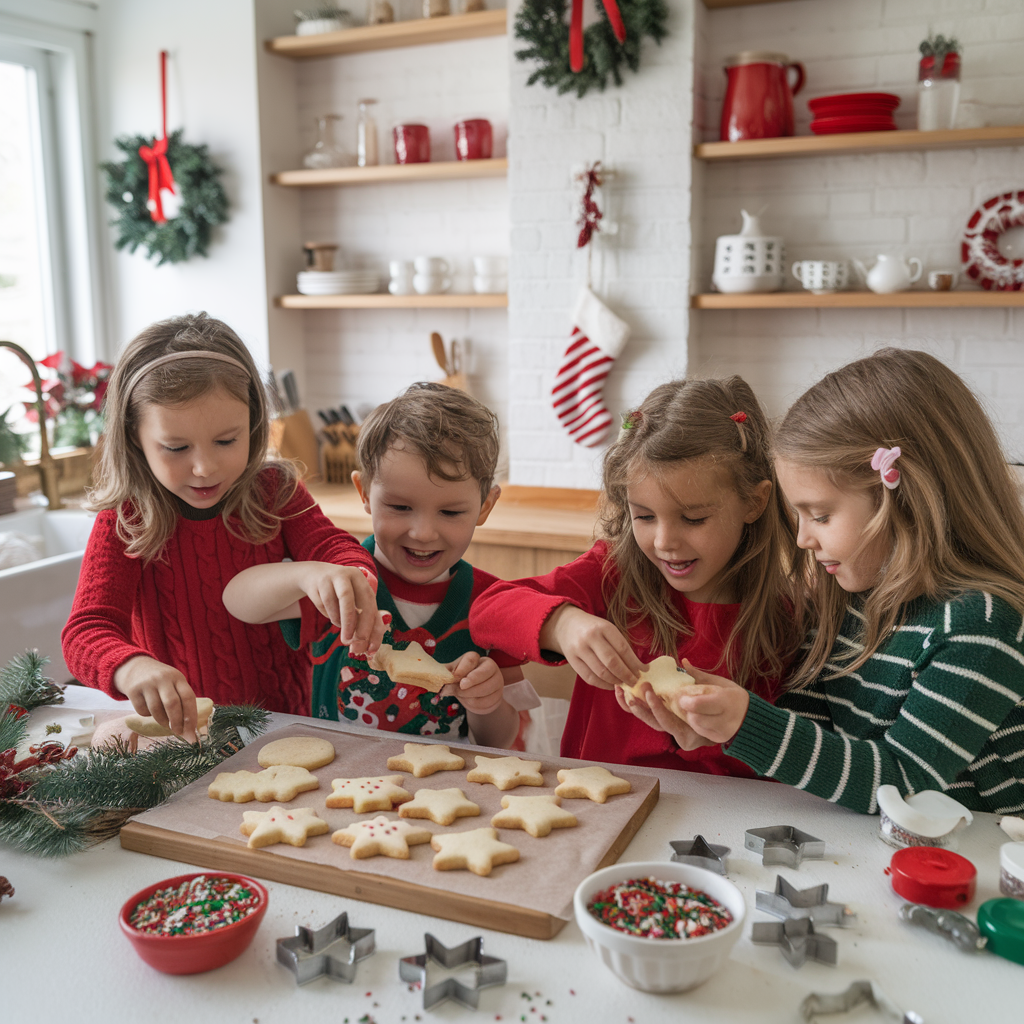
[751,918,838,968]
[276,911,376,984]
[899,902,986,953]
[669,834,730,874]
[800,979,924,1023]
[399,932,507,1010]
[756,876,856,928]
[745,825,825,868]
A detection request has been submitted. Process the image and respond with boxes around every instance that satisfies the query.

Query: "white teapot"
[853,254,923,294]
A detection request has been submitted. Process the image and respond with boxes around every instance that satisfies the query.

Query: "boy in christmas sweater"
[223,383,532,748]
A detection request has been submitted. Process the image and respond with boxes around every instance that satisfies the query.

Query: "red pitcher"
[720,52,805,141]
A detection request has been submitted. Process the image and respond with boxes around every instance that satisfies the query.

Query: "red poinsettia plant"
[26,352,113,447]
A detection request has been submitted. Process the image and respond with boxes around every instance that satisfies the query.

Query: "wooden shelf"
[271,158,507,187]
[703,0,788,7]
[266,10,506,59]
[695,126,1024,161]
[693,291,1024,309]
[276,293,508,309]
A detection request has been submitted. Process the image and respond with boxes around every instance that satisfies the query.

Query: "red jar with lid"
[889,846,976,908]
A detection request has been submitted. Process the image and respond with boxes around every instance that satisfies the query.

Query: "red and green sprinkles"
[587,876,733,939]
[129,875,260,936]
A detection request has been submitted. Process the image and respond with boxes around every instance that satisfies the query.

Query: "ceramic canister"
[712,209,785,294]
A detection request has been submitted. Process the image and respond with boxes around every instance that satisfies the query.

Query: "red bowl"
[119,872,269,975]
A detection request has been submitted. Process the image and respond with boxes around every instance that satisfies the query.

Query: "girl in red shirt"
[62,312,381,738]
[469,377,800,775]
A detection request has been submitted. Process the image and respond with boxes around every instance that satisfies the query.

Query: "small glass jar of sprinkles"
[129,875,262,936]
[1000,843,1024,900]
[587,876,733,939]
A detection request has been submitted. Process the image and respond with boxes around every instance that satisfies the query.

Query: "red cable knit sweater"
[61,476,375,715]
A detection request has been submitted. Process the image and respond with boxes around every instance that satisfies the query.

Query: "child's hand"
[445,652,504,715]
[298,563,386,654]
[672,660,751,744]
[615,682,719,751]
[113,655,200,743]
[542,604,644,690]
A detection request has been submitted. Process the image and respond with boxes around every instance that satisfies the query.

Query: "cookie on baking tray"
[555,766,631,803]
[466,754,545,791]
[399,788,480,826]
[368,641,454,692]
[240,806,329,849]
[257,736,336,770]
[126,697,214,738]
[490,794,578,838]
[325,775,412,813]
[621,656,697,712]
[387,742,466,778]
[332,816,432,860]
[430,827,520,876]
[208,764,320,803]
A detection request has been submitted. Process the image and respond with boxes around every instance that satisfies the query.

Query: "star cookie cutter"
[399,932,507,1010]
[899,902,987,953]
[745,825,826,868]
[751,918,838,968]
[669,834,730,874]
[276,911,376,984]
[800,980,924,1023]
[756,875,856,928]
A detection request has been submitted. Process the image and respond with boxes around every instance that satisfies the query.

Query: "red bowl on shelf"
[808,92,900,117]
[119,872,269,975]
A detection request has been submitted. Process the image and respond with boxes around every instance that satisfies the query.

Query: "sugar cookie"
[208,765,320,803]
[490,794,578,838]
[466,754,544,791]
[398,787,480,826]
[331,816,432,860]
[126,697,214,738]
[430,827,520,876]
[368,641,454,692]
[555,766,631,803]
[240,806,329,849]
[257,736,336,770]
[325,775,412,813]
[621,656,697,711]
[387,742,466,778]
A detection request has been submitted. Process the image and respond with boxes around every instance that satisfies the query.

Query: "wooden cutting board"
[120,724,660,940]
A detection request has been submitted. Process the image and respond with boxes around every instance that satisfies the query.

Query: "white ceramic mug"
[414,256,449,275]
[473,255,506,276]
[413,273,452,294]
[388,277,416,295]
[928,269,959,291]
[389,259,414,278]
[472,275,507,294]
[792,260,850,293]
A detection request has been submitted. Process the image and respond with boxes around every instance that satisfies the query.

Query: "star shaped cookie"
[240,806,330,849]
[490,794,578,838]
[554,766,631,803]
[208,765,320,803]
[332,815,432,859]
[620,656,698,716]
[325,775,412,813]
[387,742,466,778]
[398,787,481,826]
[430,827,520,876]
[368,641,454,692]
[466,754,545,791]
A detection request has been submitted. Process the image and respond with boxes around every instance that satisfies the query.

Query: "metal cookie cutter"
[669,834,730,875]
[276,911,376,984]
[756,876,856,928]
[751,918,838,968]
[800,979,924,1023]
[745,825,826,868]
[399,932,507,1010]
[899,902,987,953]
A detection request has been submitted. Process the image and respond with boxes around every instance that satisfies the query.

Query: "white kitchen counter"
[2,711,1019,1024]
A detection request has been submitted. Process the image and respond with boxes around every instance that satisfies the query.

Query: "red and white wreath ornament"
[961,190,1024,291]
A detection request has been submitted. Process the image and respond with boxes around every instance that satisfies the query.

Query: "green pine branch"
[0,651,63,714]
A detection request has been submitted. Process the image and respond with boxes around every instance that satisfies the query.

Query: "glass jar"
[302,114,350,169]
[357,99,379,168]
[918,52,960,131]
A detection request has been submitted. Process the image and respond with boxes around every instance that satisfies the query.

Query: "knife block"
[270,410,321,481]
[321,423,360,485]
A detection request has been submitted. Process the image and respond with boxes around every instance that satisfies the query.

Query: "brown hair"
[776,347,1024,688]
[357,383,500,501]
[601,377,799,688]
[88,312,298,562]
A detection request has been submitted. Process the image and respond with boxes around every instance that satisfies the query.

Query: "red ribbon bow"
[730,411,747,423]
[138,50,176,224]
[570,0,627,74]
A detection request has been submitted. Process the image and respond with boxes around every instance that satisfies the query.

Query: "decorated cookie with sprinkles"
[387,742,466,778]
[555,766,631,803]
[207,764,320,803]
[325,775,412,813]
[490,794,578,838]
[398,787,481,826]
[466,754,545,791]
[332,815,433,860]
[430,827,520,876]
[240,806,330,849]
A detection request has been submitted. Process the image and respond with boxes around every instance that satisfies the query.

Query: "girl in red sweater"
[469,377,800,775]
[62,313,382,738]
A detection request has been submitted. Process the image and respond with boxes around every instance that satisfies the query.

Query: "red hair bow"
[730,411,747,423]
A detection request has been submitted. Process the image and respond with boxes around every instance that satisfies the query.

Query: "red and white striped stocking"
[551,286,630,447]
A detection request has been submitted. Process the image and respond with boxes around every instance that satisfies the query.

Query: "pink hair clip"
[871,446,902,490]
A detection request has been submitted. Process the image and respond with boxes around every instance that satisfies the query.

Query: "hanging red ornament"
[138,51,178,224]
[576,161,604,249]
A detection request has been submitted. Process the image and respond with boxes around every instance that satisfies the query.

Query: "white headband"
[124,350,250,398]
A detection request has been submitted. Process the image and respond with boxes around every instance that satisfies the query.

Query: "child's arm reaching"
[540,603,644,689]
[445,653,519,748]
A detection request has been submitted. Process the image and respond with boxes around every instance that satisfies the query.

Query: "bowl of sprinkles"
[119,872,269,974]
[574,861,745,993]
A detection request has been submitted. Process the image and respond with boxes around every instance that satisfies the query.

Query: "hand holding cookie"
[671,660,751,745]
[297,561,384,655]
[112,655,200,743]
[539,604,644,690]
[445,651,504,715]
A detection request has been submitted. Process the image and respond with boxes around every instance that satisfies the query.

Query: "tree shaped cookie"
[208,765,320,803]
[368,641,454,692]
[325,775,412,813]
[490,795,578,838]
[430,827,520,876]
[332,815,432,859]
[555,766,631,803]
[621,656,697,713]
[466,754,545,791]
[398,788,480,826]
[240,806,330,849]
[387,742,466,778]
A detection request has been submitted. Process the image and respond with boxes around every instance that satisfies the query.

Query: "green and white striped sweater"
[727,592,1024,814]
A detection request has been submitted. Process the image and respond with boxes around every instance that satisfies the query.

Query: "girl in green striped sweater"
[645,349,1024,815]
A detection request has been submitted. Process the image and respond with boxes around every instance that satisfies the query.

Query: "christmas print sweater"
[727,593,1024,814]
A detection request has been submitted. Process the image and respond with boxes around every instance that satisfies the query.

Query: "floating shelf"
[266,9,506,59]
[703,0,788,6]
[271,158,507,187]
[693,291,1024,309]
[695,126,1024,161]
[276,293,508,309]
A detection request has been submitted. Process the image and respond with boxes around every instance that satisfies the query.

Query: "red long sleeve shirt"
[469,542,780,777]
[61,475,375,715]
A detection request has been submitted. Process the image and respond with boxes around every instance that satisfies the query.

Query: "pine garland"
[101,129,230,266]
[514,0,669,99]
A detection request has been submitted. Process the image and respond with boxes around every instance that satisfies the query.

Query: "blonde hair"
[600,377,799,688]
[776,348,1024,688]
[89,312,298,562]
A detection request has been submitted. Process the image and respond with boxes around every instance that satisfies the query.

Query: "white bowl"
[711,273,784,294]
[573,861,745,993]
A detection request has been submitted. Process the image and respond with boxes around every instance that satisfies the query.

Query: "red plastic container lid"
[889,846,977,908]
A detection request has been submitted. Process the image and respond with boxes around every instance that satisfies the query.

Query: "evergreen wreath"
[514,0,669,99]
[101,129,230,266]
